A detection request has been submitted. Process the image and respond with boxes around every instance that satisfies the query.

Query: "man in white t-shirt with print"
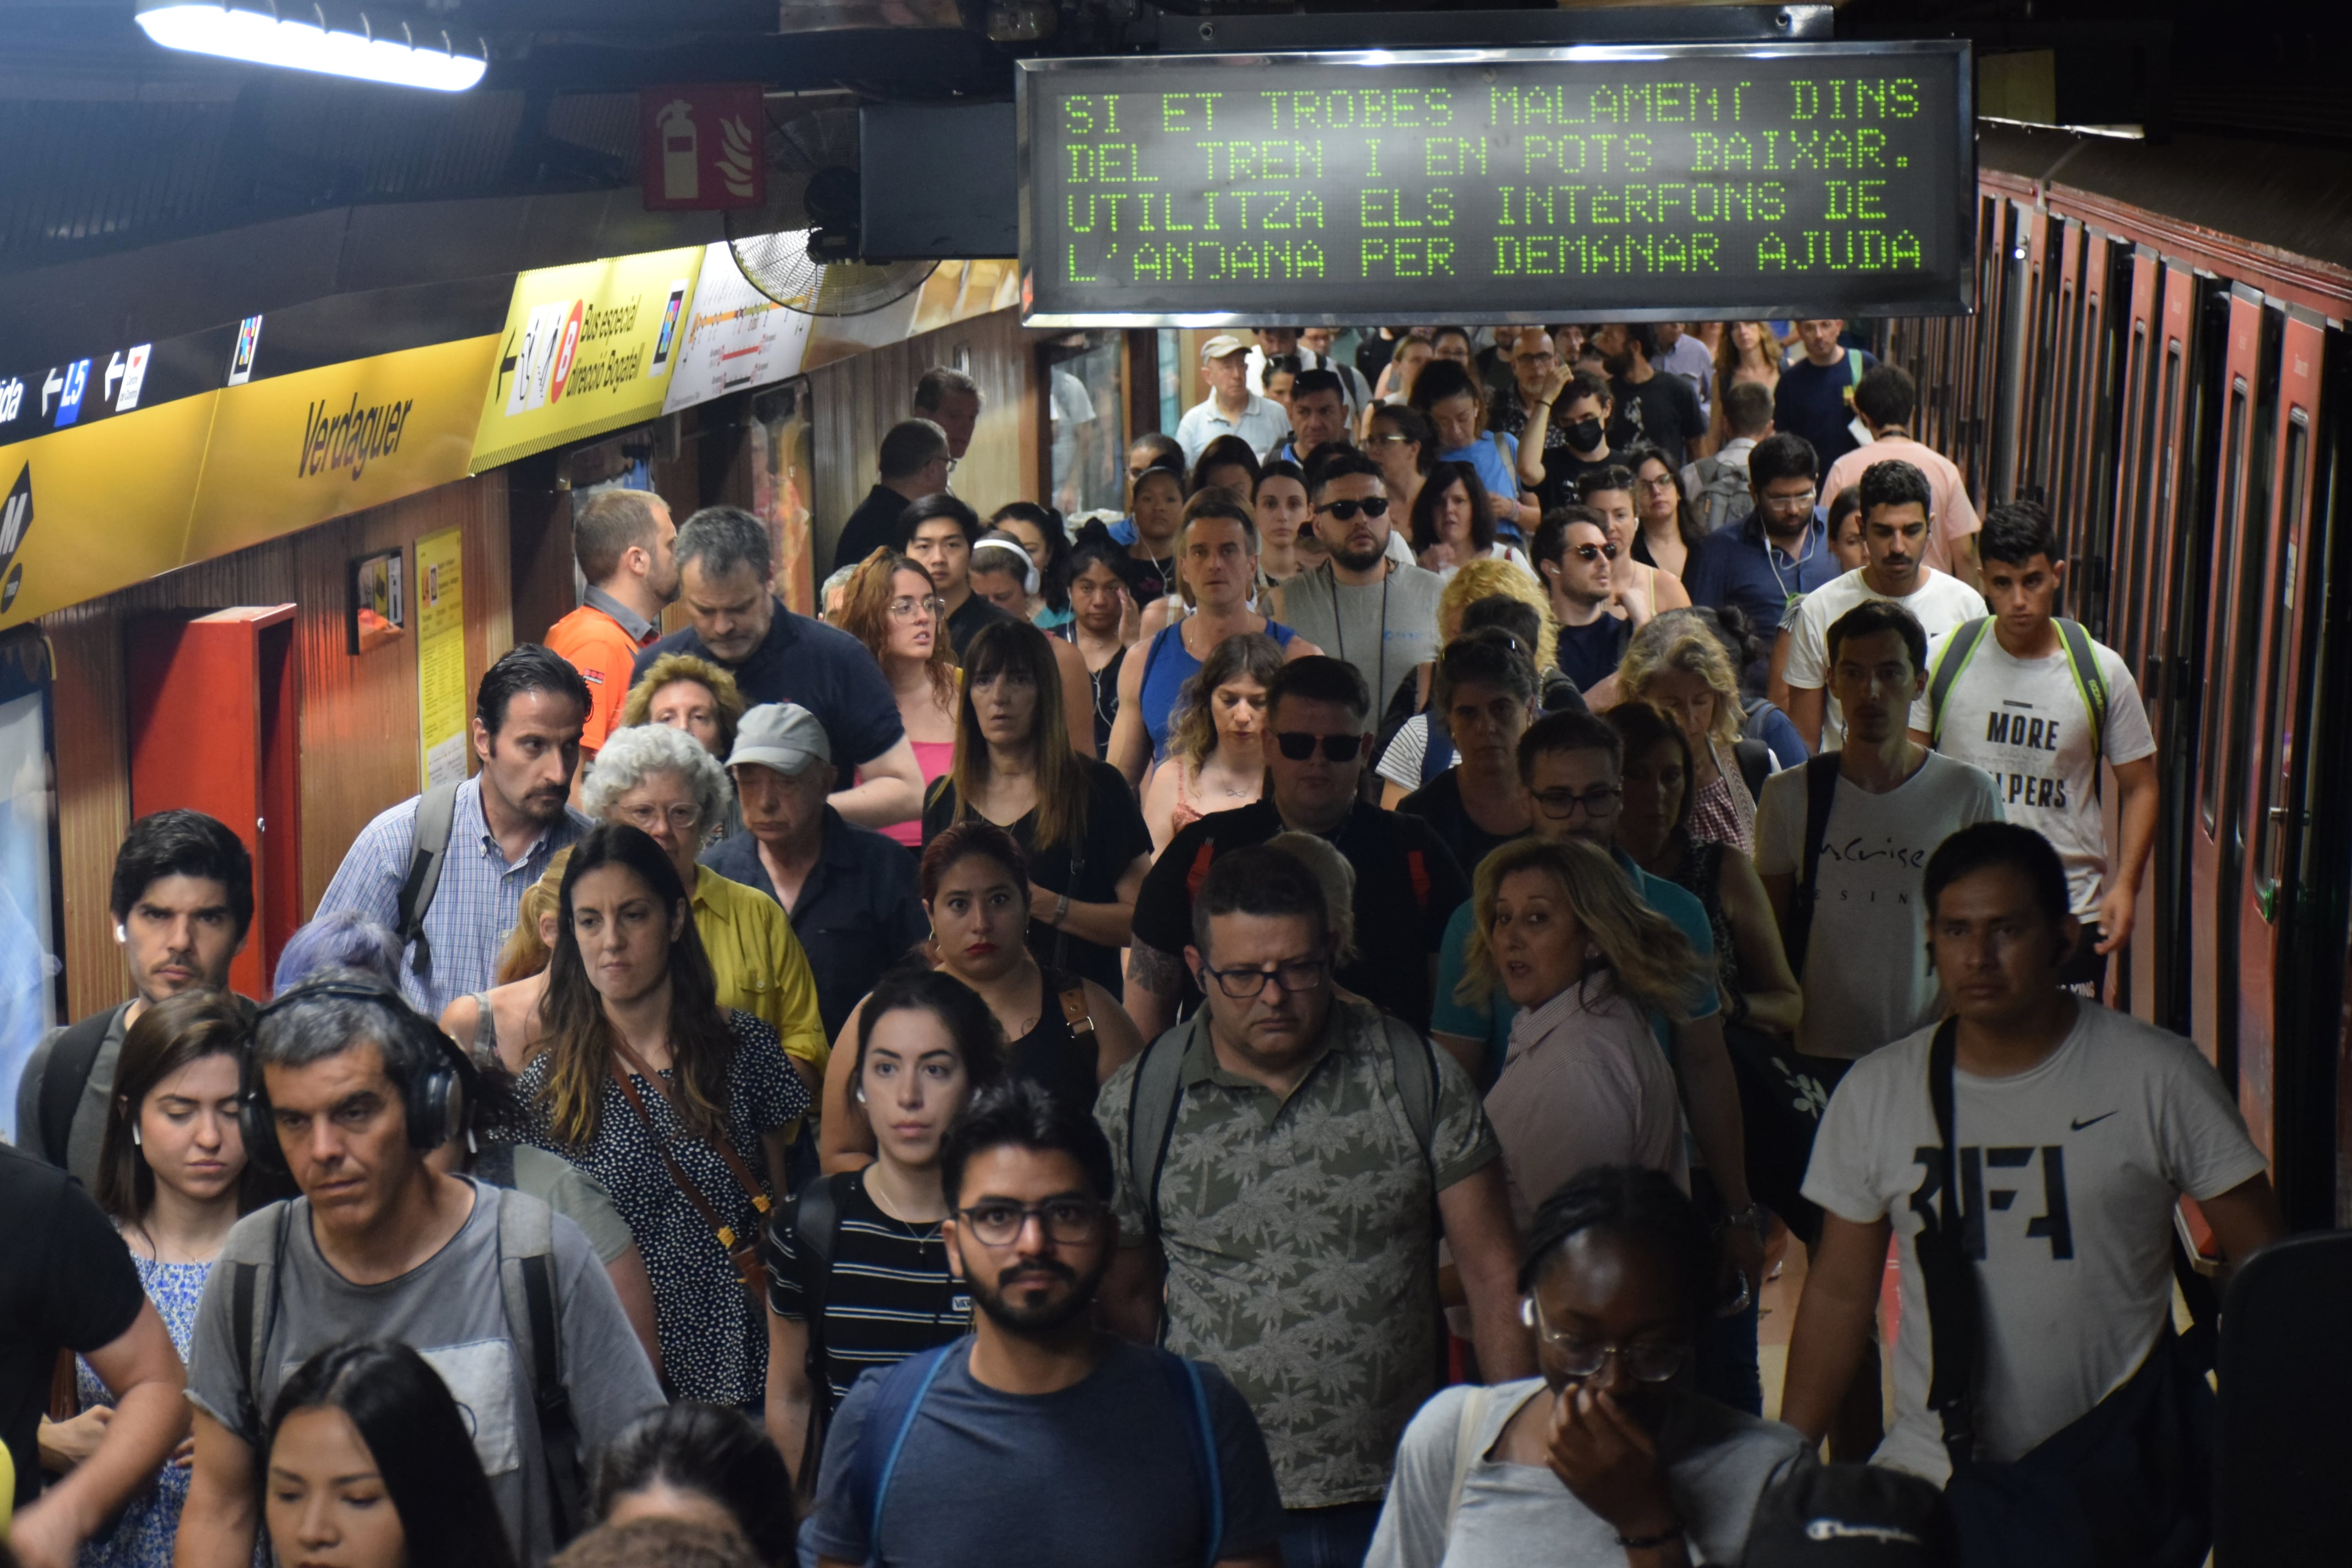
[1778,459,1985,751]
[1783,821,2281,1488]
[1914,501,2158,998]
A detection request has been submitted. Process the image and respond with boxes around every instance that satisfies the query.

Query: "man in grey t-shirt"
[1273,449,1443,715]
[175,976,661,1568]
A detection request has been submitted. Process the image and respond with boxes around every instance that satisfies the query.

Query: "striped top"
[764,1168,971,1411]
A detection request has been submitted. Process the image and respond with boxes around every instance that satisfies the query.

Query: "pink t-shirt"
[876,740,956,848]
[1821,433,1981,577]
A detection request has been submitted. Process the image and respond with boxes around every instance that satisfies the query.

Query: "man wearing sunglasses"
[1532,505,1636,693]
[1271,450,1445,715]
[1126,656,1469,1043]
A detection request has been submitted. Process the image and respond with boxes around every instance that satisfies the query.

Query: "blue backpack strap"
[1151,1351,1226,1568]
[848,1341,961,1558]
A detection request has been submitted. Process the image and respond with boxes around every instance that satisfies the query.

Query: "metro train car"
[1883,122,2352,1232]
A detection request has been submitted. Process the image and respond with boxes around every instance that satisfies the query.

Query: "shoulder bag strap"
[1919,1018,1984,1472]
[394,781,461,976]
[1785,754,1843,979]
[492,1195,584,1547]
[1128,1022,1196,1261]
[2055,618,2109,761]
[1058,985,1096,1039]
[1050,827,1088,971]
[852,1342,959,1557]
[1442,1385,1498,1543]
[39,1009,116,1166]
[785,1173,845,1496]
[1924,617,1990,745]
[602,1048,771,1255]
[1151,1352,1226,1568]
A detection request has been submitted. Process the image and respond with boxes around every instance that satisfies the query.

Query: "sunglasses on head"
[1274,731,1366,763]
[1315,497,1390,521]
[1572,542,1621,562]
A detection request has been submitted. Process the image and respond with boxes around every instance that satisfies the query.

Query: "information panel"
[1019,42,1971,325]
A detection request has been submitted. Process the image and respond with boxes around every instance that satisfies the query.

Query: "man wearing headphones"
[175,973,662,1568]
[15,810,252,1190]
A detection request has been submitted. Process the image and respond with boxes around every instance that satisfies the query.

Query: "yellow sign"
[471,248,706,472]
[415,526,467,788]
[0,393,216,630]
[185,335,499,563]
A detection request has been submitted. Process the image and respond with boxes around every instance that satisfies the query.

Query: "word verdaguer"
[1019,43,1970,324]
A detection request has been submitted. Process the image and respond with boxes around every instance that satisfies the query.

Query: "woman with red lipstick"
[818,823,1141,1175]
[764,968,1005,1487]
[45,990,273,1568]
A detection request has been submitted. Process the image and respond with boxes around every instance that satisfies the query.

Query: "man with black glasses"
[803,1078,1286,1568]
[1126,657,1468,1040]
[1273,450,1444,715]
[1532,505,1635,693]
[1103,846,1531,1568]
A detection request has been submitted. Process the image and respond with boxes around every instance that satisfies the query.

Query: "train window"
[1043,331,1128,516]
[2198,380,2250,833]
[2253,413,2311,912]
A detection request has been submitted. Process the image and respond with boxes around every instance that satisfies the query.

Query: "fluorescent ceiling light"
[135,0,488,91]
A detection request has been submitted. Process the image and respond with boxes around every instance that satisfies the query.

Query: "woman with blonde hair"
[1375,558,1565,785]
[835,548,961,848]
[620,651,747,763]
[1617,615,1760,853]
[1461,835,1702,1232]
[1142,631,1281,854]
[439,851,570,1059]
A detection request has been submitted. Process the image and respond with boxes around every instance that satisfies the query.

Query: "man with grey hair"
[581,723,826,1090]
[913,365,982,458]
[176,973,662,1568]
[832,417,954,575]
[634,505,923,830]
[546,489,679,765]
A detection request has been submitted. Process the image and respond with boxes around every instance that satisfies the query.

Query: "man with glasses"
[1489,328,1578,513]
[1125,657,1468,1041]
[803,1077,1287,1568]
[1532,506,1634,693]
[1271,450,1444,714]
[1683,432,1841,693]
[1102,846,1532,1568]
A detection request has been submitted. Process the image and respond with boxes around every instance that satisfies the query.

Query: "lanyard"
[1328,567,1392,709]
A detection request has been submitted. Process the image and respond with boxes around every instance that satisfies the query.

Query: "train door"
[2067,230,2124,643]
[1986,198,2034,505]
[2235,310,2330,1205]
[2042,219,2083,529]
[2189,287,2277,1083]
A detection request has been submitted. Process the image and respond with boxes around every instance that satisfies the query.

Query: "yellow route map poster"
[415,527,467,788]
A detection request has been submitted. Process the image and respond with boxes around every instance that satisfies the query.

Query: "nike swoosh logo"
[2070,1112,2118,1131]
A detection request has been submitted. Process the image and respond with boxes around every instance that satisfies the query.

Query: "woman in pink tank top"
[835,551,961,847]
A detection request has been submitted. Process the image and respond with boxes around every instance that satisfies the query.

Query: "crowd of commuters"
[0,320,2274,1568]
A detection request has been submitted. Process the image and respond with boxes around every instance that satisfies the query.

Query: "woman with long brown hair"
[1142,630,1280,855]
[834,548,961,850]
[919,620,1150,1000]
[516,823,809,1410]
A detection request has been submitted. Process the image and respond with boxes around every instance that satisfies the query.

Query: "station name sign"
[1018,42,1972,325]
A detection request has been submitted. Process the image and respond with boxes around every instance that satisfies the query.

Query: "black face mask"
[1567,417,1604,451]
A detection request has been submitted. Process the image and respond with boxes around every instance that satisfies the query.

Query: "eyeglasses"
[1571,542,1621,563]
[1637,475,1680,493]
[889,595,947,621]
[1274,731,1366,763]
[618,802,701,835]
[1527,1299,1688,1383]
[957,1199,1108,1248]
[1759,489,1819,514]
[1197,956,1331,1000]
[1530,784,1621,820]
[1315,497,1390,521]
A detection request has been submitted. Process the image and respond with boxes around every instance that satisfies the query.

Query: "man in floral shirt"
[1099,844,1532,1568]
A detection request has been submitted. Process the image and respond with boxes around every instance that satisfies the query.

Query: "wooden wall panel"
[806,306,1039,571]
[46,474,510,1019]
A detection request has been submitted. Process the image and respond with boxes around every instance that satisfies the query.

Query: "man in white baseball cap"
[701,704,927,1044]
[1175,332,1292,465]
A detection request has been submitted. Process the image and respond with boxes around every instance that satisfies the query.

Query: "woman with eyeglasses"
[1143,631,1280,856]
[1109,492,1319,789]
[835,549,961,851]
[1410,460,1533,578]
[1365,1165,1809,1568]
[582,723,827,1094]
[921,621,1153,1003]
[1364,403,1434,523]
[1625,447,1708,582]
[769,967,1007,1484]
[519,823,812,1410]
[1577,466,1693,625]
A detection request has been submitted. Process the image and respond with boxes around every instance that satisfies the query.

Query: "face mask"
[1567,417,1604,451]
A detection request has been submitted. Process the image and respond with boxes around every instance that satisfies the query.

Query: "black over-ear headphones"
[242,976,466,1175]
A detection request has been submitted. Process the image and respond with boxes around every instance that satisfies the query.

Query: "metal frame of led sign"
[135,0,488,92]
[1017,41,1977,327]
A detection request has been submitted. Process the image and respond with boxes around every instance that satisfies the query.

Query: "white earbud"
[854,1084,867,1105]
[1520,1297,1536,1328]
[115,923,127,943]
[131,1124,142,1147]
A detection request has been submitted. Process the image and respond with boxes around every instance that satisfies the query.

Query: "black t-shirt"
[0,1143,145,1505]
[922,758,1152,998]
[765,1168,968,1411]
[635,600,906,770]
[1774,349,1878,475]
[835,484,914,576]
[944,591,1016,662]
[1130,798,1469,1031]
[1397,769,1523,879]
[1611,372,1707,470]
[1549,448,1619,509]
[1554,616,1632,692]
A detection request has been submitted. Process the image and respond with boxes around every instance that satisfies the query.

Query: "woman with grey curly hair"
[581,722,829,1093]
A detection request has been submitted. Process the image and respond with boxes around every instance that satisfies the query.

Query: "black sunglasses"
[1315,497,1391,521]
[1274,731,1366,763]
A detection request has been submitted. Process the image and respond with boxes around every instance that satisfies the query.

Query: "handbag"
[1915,1020,2217,1568]
[606,1037,773,1311]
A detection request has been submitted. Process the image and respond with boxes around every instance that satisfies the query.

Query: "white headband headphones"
[971,538,1041,597]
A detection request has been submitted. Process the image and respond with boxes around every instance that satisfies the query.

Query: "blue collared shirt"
[314,776,590,1019]
[1681,508,1839,635]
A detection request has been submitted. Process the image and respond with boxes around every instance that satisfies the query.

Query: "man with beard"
[315,645,592,1018]
[1593,323,1706,470]
[1682,432,1840,692]
[1271,449,1444,715]
[801,1079,1286,1568]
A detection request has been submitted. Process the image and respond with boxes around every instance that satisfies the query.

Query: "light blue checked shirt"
[314,777,590,1019]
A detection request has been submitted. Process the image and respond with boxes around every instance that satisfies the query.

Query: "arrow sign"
[40,368,62,417]
[105,352,126,404]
